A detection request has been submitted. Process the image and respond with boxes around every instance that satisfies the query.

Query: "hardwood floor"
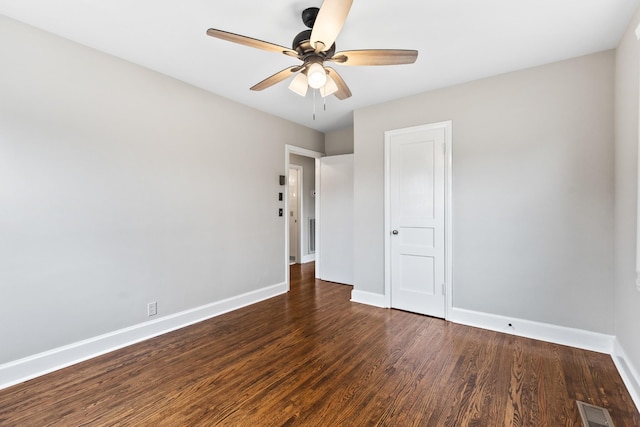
[1,263,638,426]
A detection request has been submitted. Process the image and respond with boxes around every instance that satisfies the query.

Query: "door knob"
[392,230,399,235]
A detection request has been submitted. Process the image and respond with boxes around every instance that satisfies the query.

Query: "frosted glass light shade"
[307,63,327,89]
[319,75,339,98]
[288,73,308,96]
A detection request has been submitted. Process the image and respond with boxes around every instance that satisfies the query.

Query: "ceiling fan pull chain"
[313,90,317,120]
[324,96,327,111]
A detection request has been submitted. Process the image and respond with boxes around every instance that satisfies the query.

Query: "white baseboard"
[449,307,614,354]
[349,299,639,406]
[5,287,639,414]
[350,290,388,308]
[0,282,288,391]
[450,309,640,410]
[301,254,316,264]
[612,339,640,412]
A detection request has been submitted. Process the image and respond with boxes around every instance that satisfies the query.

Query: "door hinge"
[442,143,446,155]
[442,283,446,296]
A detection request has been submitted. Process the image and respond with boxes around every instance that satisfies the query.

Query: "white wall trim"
[347,299,615,354]
[314,158,321,279]
[449,307,613,353]
[612,339,640,411]
[443,123,453,319]
[301,254,316,264]
[0,282,287,391]
[286,145,324,159]
[351,290,389,308]
[624,20,640,410]
[351,297,639,409]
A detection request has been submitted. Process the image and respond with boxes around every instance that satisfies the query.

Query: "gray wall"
[0,16,324,364]
[615,8,640,377]
[354,51,615,334]
[325,127,354,155]
[289,154,316,260]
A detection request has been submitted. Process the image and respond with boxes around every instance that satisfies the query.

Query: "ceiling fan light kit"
[306,62,328,89]
[289,73,309,97]
[206,0,418,106]
[320,76,339,98]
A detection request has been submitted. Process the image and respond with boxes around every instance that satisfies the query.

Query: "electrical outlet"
[148,301,157,317]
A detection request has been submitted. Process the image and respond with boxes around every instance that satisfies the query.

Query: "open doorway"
[285,145,323,289]
[288,165,302,264]
[288,156,314,265]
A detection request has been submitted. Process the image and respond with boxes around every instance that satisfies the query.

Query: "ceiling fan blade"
[310,0,353,52]
[250,66,301,91]
[329,49,418,66]
[325,67,352,100]
[207,28,299,58]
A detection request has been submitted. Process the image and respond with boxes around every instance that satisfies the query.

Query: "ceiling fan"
[206,0,418,100]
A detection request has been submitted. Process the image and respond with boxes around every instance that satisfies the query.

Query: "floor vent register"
[576,401,615,427]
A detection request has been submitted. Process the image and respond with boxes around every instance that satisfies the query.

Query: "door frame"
[383,120,453,319]
[285,145,324,290]
[288,164,303,264]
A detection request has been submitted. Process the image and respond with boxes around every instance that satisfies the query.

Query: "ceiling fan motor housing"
[294,7,336,57]
[292,29,336,57]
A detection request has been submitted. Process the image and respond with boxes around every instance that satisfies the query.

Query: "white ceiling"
[0,0,638,132]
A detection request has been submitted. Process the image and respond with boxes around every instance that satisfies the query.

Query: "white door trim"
[285,145,324,290]
[384,121,453,319]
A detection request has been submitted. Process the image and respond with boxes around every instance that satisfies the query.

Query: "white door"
[319,154,354,285]
[288,167,301,264]
[386,124,448,317]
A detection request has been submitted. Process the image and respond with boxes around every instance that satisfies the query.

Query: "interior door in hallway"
[319,154,354,285]
[386,124,447,318]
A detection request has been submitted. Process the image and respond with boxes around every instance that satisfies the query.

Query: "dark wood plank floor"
[0,263,638,426]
